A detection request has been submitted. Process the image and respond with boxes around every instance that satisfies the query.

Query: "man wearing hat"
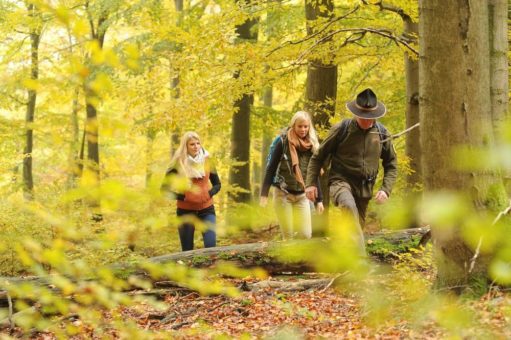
[305,88,397,253]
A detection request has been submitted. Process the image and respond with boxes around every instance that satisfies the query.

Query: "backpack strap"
[279,130,294,176]
[329,118,351,157]
[374,121,390,142]
[328,119,390,161]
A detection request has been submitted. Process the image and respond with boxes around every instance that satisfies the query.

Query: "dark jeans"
[176,205,216,251]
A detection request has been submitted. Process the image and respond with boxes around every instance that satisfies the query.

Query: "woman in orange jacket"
[162,131,221,251]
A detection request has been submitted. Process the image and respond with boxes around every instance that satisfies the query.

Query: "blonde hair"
[170,131,201,175]
[289,111,319,152]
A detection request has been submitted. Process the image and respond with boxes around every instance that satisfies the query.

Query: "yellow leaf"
[104,49,120,67]
[89,73,113,94]
[125,43,140,60]
[55,5,70,25]
[22,79,40,91]
[72,18,89,37]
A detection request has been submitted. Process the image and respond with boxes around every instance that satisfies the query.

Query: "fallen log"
[0,227,430,310]
[249,278,333,292]
[130,226,431,273]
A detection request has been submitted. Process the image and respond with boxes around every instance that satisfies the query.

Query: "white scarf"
[185,148,209,178]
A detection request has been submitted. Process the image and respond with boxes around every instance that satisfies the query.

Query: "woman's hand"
[316,202,324,214]
[259,196,268,207]
[305,186,317,202]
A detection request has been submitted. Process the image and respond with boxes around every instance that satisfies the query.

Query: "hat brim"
[346,101,386,119]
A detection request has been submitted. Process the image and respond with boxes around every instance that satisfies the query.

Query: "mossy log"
[0,227,430,310]
[132,226,431,273]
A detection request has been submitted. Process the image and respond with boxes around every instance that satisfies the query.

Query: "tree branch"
[266,5,360,57]
[294,27,418,65]
[380,122,420,143]
[8,93,28,106]
[361,0,410,21]
[469,200,511,274]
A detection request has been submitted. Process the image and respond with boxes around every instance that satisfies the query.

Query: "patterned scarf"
[185,148,209,178]
[287,129,312,190]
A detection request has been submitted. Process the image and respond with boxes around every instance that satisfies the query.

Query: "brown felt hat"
[346,88,386,119]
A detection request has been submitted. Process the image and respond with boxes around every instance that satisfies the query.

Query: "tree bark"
[403,18,421,189]
[304,0,337,227]
[488,0,509,132]
[84,11,108,221]
[84,26,106,184]
[488,0,510,196]
[304,0,337,130]
[146,128,157,187]
[419,0,507,290]
[368,2,421,189]
[67,86,81,189]
[229,2,258,203]
[259,85,273,192]
[22,4,41,200]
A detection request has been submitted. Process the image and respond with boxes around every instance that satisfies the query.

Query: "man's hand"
[374,190,388,204]
[316,202,324,214]
[305,186,317,202]
[259,196,268,207]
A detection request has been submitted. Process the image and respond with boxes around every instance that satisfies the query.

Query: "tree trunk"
[230,93,253,203]
[304,0,337,230]
[167,0,183,170]
[22,4,40,200]
[419,0,506,290]
[229,3,258,203]
[67,87,81,189]
[146,128,156,187]
[304,0,337,130]
[78,127,86,177]
[84,15,107,221]
[261,85,273,181]
[403,18,421,189]
[488,0,510,196]
[488,0,509,131]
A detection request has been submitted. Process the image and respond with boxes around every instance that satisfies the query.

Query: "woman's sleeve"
[260,137,283,197]
[161,167,185,200]
[315,177,323,203]
[209,168,221,197]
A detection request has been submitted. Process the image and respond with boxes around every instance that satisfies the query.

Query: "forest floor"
[128,286,510,339]
[4,228,511,339]
[19,276,511,339]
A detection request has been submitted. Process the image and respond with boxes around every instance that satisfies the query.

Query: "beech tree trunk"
[488,0,510,196]
[403,18,421,189]
[67,87,80,189]
[304,0,337,130]
[304,0,337,225]
[419,0,507,290]
[229,2,258,203]
[146,128,156,187]
[260,86,273,187]
[22,4,41,200]
[488,0,509,131]
[167,0,183,166]
[84,12,108,221]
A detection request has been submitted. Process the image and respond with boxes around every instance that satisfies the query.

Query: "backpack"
[265,119,389,184]
[322,118,389,169]
[266,129,293,186]
[334,118,388,146]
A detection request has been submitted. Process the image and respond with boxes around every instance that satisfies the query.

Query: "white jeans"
[273,189,312,239]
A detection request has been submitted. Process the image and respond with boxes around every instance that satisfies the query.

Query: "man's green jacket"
[305,119,397,199]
